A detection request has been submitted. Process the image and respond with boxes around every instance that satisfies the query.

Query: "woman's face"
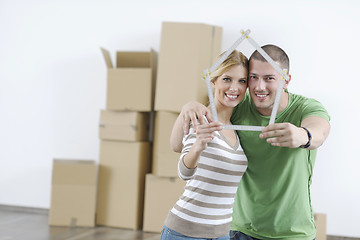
[213,64,248,109]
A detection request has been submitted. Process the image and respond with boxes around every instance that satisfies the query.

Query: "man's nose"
[255,79,266,90]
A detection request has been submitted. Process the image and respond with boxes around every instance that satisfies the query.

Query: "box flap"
[100,48,113,69]
[54,159,95,165]
[116,52,151,68]
[100,110,137,125]
[52,159,97,185]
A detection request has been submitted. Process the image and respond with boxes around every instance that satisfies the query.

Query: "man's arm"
[260,116,330,149]
[300,116,330,150]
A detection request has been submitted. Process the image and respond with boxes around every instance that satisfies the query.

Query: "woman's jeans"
[161,225,230,240]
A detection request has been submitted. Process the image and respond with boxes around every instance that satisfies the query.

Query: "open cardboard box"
[101,48,157,111]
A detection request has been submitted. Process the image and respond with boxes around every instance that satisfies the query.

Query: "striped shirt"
[164,125,248,238]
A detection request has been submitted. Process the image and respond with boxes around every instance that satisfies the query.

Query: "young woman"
[161,50,249,240]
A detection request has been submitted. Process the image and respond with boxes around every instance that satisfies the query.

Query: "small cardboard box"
[99,110,150,141]
[314,213,327,240]
[96,140,151,230]
[49,159,97,227]
[152,111,181,177]
[143,174,186,233]
[101,48,157,111]
[155,22,222,112]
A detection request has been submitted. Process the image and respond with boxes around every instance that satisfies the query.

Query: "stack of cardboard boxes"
[142,22,223,233]
[96,48,157,230]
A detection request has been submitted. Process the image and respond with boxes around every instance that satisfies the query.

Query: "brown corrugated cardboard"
[143,174,186,233]
[96,140,151,230]
[49,159,97,227]
[152,111,181,177]
[99,110,150,141]
[155,22,222,112]
[101,48,157,111]
[314,213,327,240]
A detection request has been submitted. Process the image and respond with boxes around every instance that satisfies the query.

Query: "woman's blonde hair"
[209,50,249,83]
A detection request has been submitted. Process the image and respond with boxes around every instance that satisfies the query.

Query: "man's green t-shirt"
[230,92,330,240]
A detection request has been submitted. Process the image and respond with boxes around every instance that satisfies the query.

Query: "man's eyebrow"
[249,73,276,77]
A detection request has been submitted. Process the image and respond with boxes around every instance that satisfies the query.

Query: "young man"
[170,45,330,240]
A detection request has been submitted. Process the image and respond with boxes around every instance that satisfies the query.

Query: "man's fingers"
[183,113,190,134]
[198,114,207,125]
[260,129,286,139]
[204,110,213,123]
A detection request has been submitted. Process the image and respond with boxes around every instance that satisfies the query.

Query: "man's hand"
[170,101,213,153]
[181,101,212,134]
[260,116,330,149]
[259,123,308,148]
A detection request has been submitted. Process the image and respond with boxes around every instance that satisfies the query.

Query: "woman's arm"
[170,101,219,153]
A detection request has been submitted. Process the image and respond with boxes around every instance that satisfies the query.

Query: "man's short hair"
[249,44,290,73]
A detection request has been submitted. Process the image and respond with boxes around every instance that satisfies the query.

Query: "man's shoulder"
[289,92,323,106]
[288,92,330,120]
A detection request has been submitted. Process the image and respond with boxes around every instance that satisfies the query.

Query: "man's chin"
[254,104,274,116]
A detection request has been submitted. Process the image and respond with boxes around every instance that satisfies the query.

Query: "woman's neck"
[208,104,234,124]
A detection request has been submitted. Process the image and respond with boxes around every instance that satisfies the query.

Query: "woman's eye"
[223,77,231,82]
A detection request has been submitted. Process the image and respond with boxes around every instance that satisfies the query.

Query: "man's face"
[248,59,287,116]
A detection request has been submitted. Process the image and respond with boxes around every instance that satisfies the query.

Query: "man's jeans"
[230,231,316,240]
[229,231,260,240]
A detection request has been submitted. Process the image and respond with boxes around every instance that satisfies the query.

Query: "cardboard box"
[101,48,157,111]
[314,213,327,240]
[152,111,181,177]
[143,174,186,232]
[99,110,151,141]
[96,140,151,230]
[49,159,97,227]
[155,22,222,112]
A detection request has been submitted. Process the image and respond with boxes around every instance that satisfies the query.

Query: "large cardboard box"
[49,159,97,227]
[101,48,157,111]
[96,140,151,230]
[314,213,327,240]
[155,22,222,112]
[99,110,151,141]
[152,111,181,177]
[143,174,186,233]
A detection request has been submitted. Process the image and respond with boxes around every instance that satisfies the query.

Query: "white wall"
[0,0,359,237]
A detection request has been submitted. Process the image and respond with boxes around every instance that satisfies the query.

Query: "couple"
[161,45,330,240]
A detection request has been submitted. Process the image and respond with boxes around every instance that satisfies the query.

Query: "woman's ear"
[211,80,216,88]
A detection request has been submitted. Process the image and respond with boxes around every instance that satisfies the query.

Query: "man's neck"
[257,91,289,116]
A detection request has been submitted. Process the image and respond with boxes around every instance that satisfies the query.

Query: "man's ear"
[284,74,291,89]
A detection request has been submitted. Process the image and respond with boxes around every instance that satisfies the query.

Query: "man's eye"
[250,75,257,79]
